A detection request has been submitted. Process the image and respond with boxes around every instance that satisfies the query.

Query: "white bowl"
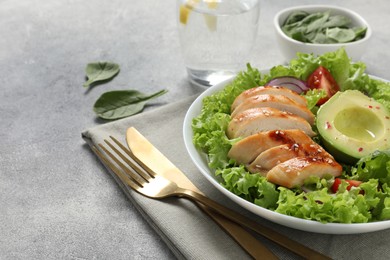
[274,5,372,61]
[183,70,390,234]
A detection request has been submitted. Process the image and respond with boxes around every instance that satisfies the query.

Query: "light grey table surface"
[1,0,389,259]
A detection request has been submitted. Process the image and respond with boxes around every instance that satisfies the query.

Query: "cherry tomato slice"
[307,66,340,105]
[331,178,362,193]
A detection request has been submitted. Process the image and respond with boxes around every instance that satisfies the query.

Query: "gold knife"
[126,127,278,260]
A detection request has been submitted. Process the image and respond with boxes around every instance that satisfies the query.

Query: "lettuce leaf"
[276,186,372,223]
[216,166,279,209]
[304,89,327,111]
[351,150,390,186]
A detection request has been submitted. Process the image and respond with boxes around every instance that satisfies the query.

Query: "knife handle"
[179,188,331,260]
[197,203,278,260]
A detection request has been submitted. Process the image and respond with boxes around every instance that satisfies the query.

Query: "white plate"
[183,72,390,234]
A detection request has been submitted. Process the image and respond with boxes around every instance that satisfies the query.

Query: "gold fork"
[93,136,331,260]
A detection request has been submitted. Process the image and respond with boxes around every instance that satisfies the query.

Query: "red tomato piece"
[331,178,362,193]
[306,66,340,105]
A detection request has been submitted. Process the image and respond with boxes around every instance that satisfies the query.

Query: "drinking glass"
[177,0,260,87]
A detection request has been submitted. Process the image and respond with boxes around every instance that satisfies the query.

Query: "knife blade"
[126,127,278,260]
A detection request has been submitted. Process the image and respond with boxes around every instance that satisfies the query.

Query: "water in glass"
[177,0,260,87]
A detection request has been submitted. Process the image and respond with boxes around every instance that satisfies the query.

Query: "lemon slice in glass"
[179,0,218,31]
[179,0,199,25]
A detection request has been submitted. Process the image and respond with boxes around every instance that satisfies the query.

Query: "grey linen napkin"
[82,95,390,260]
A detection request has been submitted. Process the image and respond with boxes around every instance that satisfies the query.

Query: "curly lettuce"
[351,150,390,186]
[192,48,390,223]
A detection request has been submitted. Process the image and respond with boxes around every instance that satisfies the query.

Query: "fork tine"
[110,136,157,179]
[92,146,140,190]
[106,137,154,182]
[98,141,147,187]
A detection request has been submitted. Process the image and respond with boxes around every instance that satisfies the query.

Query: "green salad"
[192,48,390,223]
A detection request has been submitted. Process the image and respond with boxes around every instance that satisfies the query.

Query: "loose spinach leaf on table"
[83,62,120,88]
[93,89,168,120]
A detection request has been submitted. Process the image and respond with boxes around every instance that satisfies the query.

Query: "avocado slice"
[316,90,390,164]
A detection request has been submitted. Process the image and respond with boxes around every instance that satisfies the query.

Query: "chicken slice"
[231,86,307,112]
[266,157,342,188]
[231,94,315,125]
[227,107,316,139]
[228,129,313,165]
[247,144,292,176]
[247,142,332,175]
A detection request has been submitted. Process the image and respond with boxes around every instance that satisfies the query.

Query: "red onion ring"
[266,76,309,94]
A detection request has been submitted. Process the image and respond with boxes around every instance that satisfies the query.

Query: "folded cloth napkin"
[82,95,390,260]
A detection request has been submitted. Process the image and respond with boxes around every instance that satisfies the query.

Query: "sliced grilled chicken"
[231,94,315,125]
[266,157,342,188]
[228,129,313,165]
[247,144,292,176]
[231,86,307,111]
[227,107,316,139]
[247,142,331,175]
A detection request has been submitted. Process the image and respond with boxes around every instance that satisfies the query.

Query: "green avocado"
[316,90,390,164]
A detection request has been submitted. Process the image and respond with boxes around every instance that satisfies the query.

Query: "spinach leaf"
[83,62,120,88]
[326,27,356,43]
[354,27,368,40]
[304,12,329,34]
[281,11,367,44]
[93,89,168,120]
[322,15,350,28]
[284,10,308,25]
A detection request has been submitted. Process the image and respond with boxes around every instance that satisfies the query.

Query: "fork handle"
[176,188,331,260]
